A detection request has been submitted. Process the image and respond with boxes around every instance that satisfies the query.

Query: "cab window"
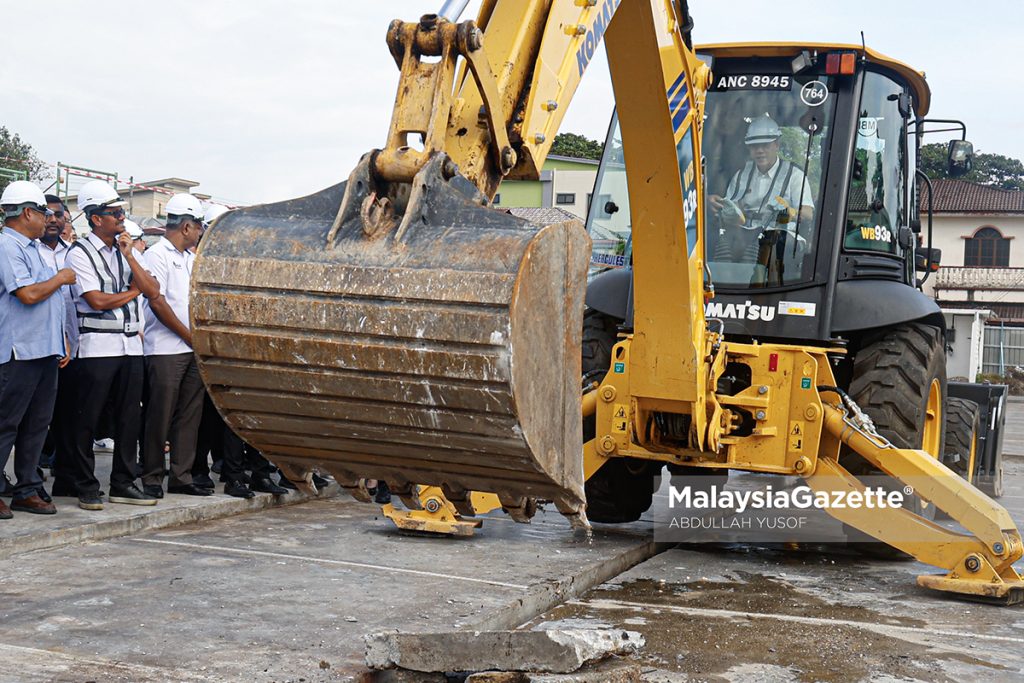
[843,71,908,253]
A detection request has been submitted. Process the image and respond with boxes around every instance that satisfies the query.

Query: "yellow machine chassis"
[385,336,1024,605]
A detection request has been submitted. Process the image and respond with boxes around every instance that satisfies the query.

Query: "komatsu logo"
[576,0,621,77]
[705,300,776,322]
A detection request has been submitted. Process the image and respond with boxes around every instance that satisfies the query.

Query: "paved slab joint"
[364,628,644,674]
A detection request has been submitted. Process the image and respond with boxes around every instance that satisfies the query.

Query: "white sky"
[1,1,1019,206]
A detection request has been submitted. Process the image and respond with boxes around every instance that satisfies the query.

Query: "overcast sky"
[1,1,1019,206]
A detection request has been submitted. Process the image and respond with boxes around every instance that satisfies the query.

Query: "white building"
[926,179,1024,322]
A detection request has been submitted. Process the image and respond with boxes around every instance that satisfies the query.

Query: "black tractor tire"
[842,323,947,555]
[936,397,980,520]
[942,397,980,481]
[581,308,663,523]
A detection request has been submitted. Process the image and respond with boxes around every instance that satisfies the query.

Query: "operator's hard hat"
[745,116,782,145]
[1,180,47,210]
[203,203,229,226]
[165,193,204,221]
[78,180,126,211]
[124,218,144,239]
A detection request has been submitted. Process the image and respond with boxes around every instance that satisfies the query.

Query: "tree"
[920,142,1024,191]
[549,132,604,161]
[0,127,47,194]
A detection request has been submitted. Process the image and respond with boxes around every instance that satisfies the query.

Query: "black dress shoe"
[276,473,298,491]
[36,486,53,503]
[251,476,289,495]
[78,493,104,510]
[374,481,392,505]
[312,473,332,490]
[192,473,216,490]
[167,483,213,496]
[143,485,164,499]
[109,484,157,506]
[224,480,255,499]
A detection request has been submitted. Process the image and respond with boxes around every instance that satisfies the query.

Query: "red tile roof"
[922,179,1024,214]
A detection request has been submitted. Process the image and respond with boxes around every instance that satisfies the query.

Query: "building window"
[555,193,576,205]
[964,226,1010,267]
[493,193,501,205]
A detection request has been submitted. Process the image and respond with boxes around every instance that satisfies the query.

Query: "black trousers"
[192,391,273,483]
[0,357,58,500]
[43,360,76,463]
[141,353,204,488]
[221,427,275,483]
[193,392,221,478]
[58,355,144,495]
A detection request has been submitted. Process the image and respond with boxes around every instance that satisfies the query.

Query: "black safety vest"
[70,238,141,336]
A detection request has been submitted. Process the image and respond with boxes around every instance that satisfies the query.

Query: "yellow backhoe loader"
[191,0,1024,603]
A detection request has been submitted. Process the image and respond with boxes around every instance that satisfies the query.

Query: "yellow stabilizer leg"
[809,404,1024,604]
[381,486,502,537]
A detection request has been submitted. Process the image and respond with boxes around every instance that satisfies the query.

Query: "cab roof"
[696,42,930,116]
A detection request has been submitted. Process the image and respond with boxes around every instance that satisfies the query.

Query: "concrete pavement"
[2,452,335,556]
[2,405,1022,681]
[1,492,656,682]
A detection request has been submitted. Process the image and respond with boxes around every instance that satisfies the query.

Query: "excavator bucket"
[191,154,590,523]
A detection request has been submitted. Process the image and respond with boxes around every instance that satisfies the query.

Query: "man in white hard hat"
[203,203,229,230]
[0,181,75,517]
[708,115,815,263]
[37,195,79,480]
[57,180,161,510]
[139,193,209,498]
[124,218,146,254]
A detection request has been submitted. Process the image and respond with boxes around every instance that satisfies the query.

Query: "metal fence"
[983,324,1024,376]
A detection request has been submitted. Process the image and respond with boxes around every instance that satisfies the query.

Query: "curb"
[2,485,341,557]
[464,538,671,631]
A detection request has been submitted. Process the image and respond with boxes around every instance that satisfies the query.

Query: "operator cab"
[587,44,950,345]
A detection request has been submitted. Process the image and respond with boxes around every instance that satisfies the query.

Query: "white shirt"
[39,238,78,357]
[725,158,814,229]
[39,238,71,271]
[67,232,144,358]
[142,236,194,356]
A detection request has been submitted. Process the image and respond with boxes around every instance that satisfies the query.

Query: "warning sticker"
[778,301,817,317]
[610,404,628,433]
[789,421,804,452]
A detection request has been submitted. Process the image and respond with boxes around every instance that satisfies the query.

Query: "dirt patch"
[591,574,926,628]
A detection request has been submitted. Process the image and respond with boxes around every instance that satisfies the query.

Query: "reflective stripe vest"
[726,159,796,229]
[70,238,142,336]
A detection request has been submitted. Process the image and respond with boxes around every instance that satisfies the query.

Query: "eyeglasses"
[95,207,126,218]
[28,205,55,217]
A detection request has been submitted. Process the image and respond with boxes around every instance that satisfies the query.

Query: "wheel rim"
[922,378,942,459]
[919,379,943,512]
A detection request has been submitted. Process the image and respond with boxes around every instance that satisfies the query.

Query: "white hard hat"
[745,116,782,145]
[78,180,125,211]
[124,218,144,239]
[165,193,204,221]
[203,203,230,225]
[1,180,47,209]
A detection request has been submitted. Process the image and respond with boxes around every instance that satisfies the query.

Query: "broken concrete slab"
[365,629,643,674]
[465,659,642,682]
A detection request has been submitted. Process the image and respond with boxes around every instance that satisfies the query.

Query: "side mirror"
[604,201,619,216]
[915,247,941,272]
[948,140,974,178]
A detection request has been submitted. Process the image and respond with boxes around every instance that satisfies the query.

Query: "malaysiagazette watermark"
[668,484,909,513]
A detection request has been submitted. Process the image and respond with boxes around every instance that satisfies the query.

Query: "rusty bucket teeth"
[192,160,591,524]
